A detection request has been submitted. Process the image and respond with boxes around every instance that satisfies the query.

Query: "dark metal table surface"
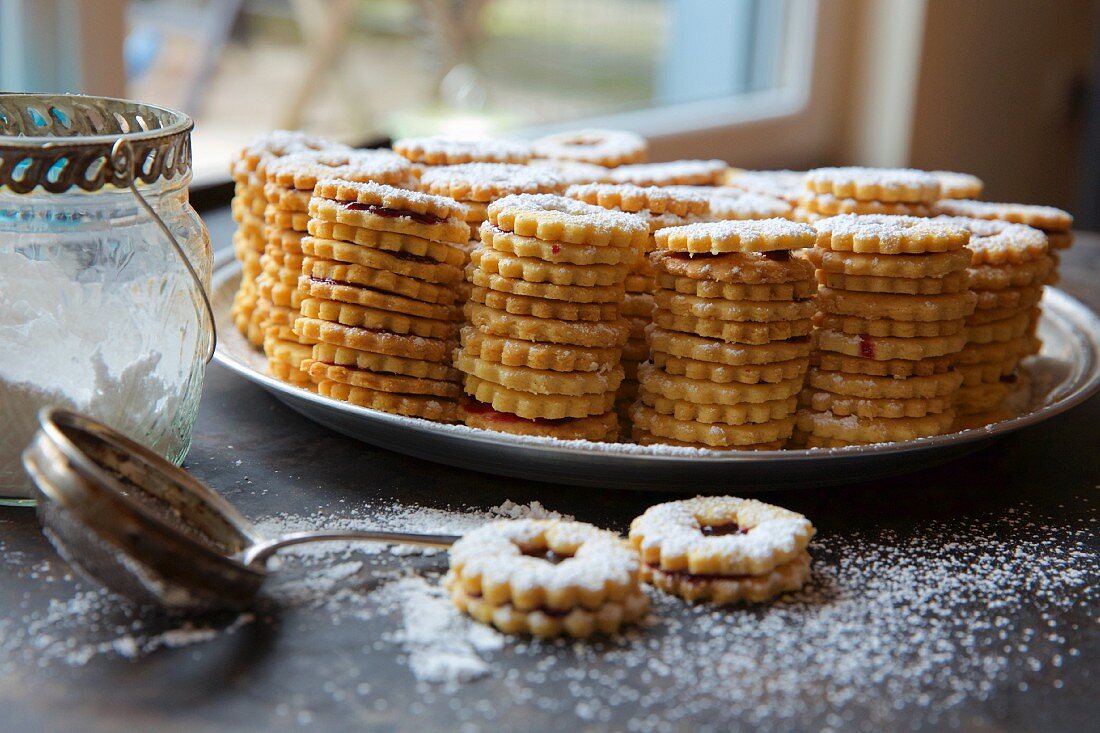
[0,210,1097,733]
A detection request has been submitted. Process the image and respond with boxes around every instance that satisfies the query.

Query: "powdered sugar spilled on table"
[0,497,1094,732]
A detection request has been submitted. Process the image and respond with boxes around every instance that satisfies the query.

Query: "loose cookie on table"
[446,519,647,638]
[629,497,814,603]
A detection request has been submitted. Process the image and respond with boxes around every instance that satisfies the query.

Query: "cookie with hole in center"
[629,496,814,603]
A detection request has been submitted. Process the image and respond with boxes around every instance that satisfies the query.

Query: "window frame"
[516,0,852,168]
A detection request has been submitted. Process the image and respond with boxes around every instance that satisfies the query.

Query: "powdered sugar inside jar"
[0,94,213,503]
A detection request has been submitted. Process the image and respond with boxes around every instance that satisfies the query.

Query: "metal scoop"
[22,407,459,612]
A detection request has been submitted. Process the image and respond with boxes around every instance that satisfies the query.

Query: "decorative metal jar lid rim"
[0,93,193,194]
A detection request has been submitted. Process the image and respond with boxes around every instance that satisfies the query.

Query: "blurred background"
[2,0,1097,223]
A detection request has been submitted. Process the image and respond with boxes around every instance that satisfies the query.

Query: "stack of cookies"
[256,149,415,388]
[564,183,710,417]
[932,216,1051,426]
[796,166,942,223]
[293,179,471,420]
[798,214,975,446]
[455,194,649,441]
[629,220,817,449]
[229,131,343,346]
[934,199,1072,285]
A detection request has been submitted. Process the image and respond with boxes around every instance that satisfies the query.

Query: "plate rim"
[210,250,1100,467]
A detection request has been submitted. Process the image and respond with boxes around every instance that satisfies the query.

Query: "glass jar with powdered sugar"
[0,94,214,504]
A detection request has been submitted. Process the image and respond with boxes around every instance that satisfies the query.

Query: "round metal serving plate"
[211,252,1100,490]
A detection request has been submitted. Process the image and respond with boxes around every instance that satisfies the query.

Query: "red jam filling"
[390,250,436,264]
[343,201,445,225]
[762,250,792,262]
[859,335,876,359]
[551,244,561,254]
[462,401,573,426]
[700,523,749,537]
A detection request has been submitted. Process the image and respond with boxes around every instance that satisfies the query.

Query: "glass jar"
[0,94,214,504]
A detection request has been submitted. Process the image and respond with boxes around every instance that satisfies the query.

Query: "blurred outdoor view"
[122,0,788,181]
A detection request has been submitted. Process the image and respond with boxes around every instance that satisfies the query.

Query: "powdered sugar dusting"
[393,136,533,165]
[608,160,729,186]
[0,496,1095,729]
[933,199,1073,231]
[727,169,807,202]
[933,215,1049,264]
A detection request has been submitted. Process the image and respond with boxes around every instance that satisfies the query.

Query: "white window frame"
[517,0,851,168]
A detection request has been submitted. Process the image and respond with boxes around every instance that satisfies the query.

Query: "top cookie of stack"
[796,166,941,221]
[630,219,818,449]
[933,198,1072,285]
[798,174,975,446]
[456,194,649,441]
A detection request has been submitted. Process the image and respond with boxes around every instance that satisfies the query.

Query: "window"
[3,0,825,182]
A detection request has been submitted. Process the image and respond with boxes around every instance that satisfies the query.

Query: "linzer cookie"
[726,169,807,203]
[607,159,729,186]
[931,171,984,199]
[532,129,648,168]
[526,158,611,185]
[310,179,471,243]
[488,193,648,248]
[629,497,814,603]
[446,519,648,637]
[804,167,941,203]
[663,186,793,221]
[392,136,532,166]
[656,218,814,256]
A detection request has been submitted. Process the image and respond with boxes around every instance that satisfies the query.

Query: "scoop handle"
[240,529,460,566]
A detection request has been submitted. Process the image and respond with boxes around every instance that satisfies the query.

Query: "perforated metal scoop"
[22,407,458,612]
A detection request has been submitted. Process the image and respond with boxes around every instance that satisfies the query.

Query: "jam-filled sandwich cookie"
[629,496,814,604]
[531,128,648,168]
[392,136,533,166]
[445,519,649,638]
